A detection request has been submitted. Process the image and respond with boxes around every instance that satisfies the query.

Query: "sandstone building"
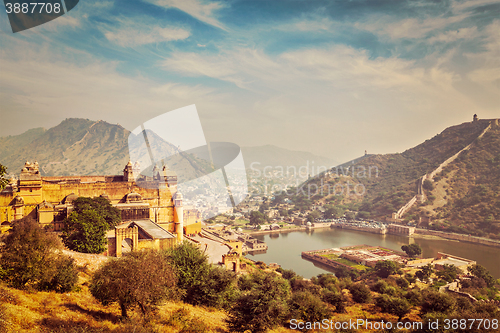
[0,161,202,256]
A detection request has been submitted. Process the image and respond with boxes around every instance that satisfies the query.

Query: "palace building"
[0,161,202,256]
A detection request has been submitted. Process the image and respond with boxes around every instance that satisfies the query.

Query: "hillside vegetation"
[299,119,500,238]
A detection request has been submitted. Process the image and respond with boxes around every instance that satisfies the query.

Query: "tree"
[0,218,78,292]
[415,264,434,282]
[62,197,121,253]
[0,164,7,190]
[249,211,266,225]
[348,283,371,303]
[376,295,411,320]
[227,271,291,333]
[375,260,398,278]
[90,250,177,317]
[164,241,237,309]
[289,291,332,323]
[324,206,344,219]
[468,264,495,287]
[423,180,434,191]
[401,244,422,258]
[420,289,455,315]
[322,289,346,313]
[436,264,459,282]
[306,210,321,222]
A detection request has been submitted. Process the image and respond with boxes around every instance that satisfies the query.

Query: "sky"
[0,0,499,163]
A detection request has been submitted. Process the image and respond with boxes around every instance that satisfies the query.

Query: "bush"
[374,260,398,278]
[227,271,290,333]
[375,295,411,320]
[396,277,409,289]
[289,291,332,323]
[90,250,177,317]
[348,283,371,303]
[322,289,346,313]
[420,290,455,315]
[0,218,78,292]
[165,242,237,309]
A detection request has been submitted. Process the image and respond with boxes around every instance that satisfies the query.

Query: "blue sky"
[1,0,499,162]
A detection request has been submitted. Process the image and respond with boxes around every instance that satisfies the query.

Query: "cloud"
[451,0,500,12]
[0,42,230,135]
[144,0,227,31]
[466,20,500,90]
[103,18,190,47]
[275,17,335,32]
[428,27,479,44]
[356,14,468,40]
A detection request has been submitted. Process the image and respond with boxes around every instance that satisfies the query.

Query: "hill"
[0,119,212,179]
[299,118,500,239]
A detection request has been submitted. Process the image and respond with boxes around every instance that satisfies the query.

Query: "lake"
[246,228,500,278]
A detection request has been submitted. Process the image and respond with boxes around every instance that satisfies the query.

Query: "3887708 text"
[5,2,62,14]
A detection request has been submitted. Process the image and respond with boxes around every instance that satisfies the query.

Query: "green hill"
[300,119,500,239]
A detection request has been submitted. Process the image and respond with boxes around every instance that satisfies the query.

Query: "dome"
[38,201,54,209]
[173,192,183,201]
[126,192,142,203]
[237,228,243,233]
[13,196,24,206]
[63,193,78,205]
[306,221,312,226]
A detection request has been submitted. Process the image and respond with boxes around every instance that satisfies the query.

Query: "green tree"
[375,260,398,278]
[0,164,8,190]
[288,291,332,323]
[306,210,321,222]
[324,205,344,219]
[90,250,177,317]
[348,283,371,303]
[436,264,459,282]
[420,289,455,315]
[62,197,121,253]
[165,242,237,309]
[415,264,434,282]
[375,295,411,320]
[401,243,422,257]
[249,211,266,225]
[468,264,495,287]
[322,289,346,313]
[0,218,78,292]
[227,271,291,333]
[423,180,434,191]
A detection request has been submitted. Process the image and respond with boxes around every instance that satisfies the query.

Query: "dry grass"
[0,282,229,333]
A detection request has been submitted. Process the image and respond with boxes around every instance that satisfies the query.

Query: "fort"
[0,161,202,256]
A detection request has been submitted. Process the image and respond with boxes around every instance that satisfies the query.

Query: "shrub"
[289,291,332,323]
[374,260,398,278]
[227,271,290,333]
[0,218,78,292]
[90,250,177,317]
[396,277,409,289]
[420,290,455,315]
[348,283,371,303]
[375,295,411,320]
[322,289,346,313]
[164,242,237,309]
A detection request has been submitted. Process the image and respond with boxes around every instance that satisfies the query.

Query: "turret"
[123,161,133,182]
[173,191,183,243]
